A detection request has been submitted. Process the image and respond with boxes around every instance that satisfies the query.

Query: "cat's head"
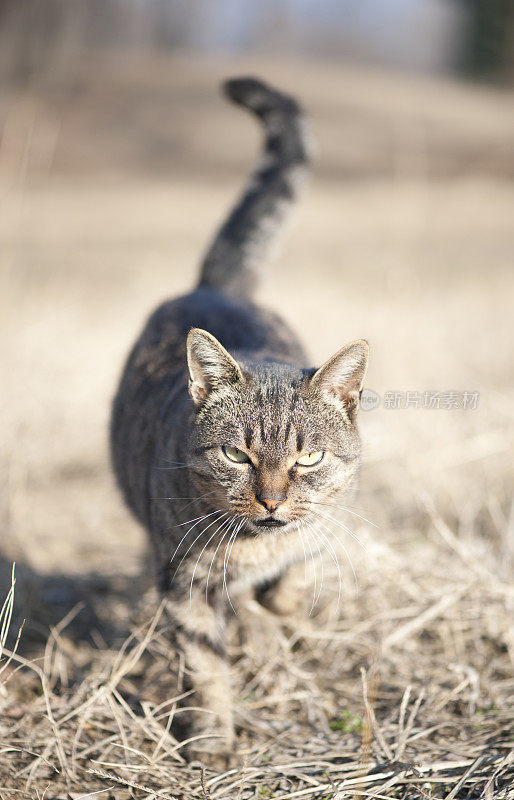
[186,328,368,533]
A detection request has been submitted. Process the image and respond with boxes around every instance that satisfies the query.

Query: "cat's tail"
[197,77,312,299]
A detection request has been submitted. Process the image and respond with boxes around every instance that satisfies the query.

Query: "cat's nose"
[256,492,286,512]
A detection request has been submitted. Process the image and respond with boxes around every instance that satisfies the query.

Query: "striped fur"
[110,77,368,768]
[199,77,312,298]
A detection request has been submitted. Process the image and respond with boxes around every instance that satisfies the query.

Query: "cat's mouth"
[253,517,288,528]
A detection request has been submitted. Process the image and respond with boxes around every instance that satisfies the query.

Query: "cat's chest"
[227,528,304,592]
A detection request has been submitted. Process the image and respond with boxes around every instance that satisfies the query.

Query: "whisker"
[222,529,237,612]
[223,518,245,614]
[307,522,324,609]
[170,511,227,582]
[299,499,378,528]
[312,508,366,550]
[314,514,358,591]
[168,510,220,568]
[311,520,343,613]
[295,521,309,582]
[151,492,215,501]
[189,516,235,607]
[174,490,217,516]
[205,517,238,601]
[155,465,191,471]
[173,509,222,529]
[303,522,318,616]
[153,496,196,500]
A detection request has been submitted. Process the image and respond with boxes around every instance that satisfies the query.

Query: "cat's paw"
[253,562,307,618]
[260,586,304,616]
[187,741,238,770]
[257,573,306,616]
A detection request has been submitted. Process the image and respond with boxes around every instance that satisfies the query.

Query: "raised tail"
[198,77,312,299]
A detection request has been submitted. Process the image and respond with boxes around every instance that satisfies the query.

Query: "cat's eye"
[297,450,324,467]
[222,445,251,464]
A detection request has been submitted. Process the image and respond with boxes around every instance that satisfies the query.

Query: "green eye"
[297,451,324,467]
[222,445,251,464]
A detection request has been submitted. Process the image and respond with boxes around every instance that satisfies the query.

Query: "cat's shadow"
[0,553,152,659]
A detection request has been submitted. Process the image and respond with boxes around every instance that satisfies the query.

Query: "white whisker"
[169,509,222,568]
[205,516,238,601]
[303,522,318,616]
[175,490,217,516]
[301,499,378,529]
[314,514,358,591]
[171,511,227,581]
[314,508,366,550]
[311,520,342,613]
[223,518,244,614]
[295,521,309,582]
[189,515,235,608]
[156,465,191,471]
[307,522,324,609]
[173,509,222,529]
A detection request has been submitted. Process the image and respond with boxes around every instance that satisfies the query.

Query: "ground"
[0,55,513,798]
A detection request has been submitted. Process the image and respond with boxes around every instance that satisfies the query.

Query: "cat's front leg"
[165,592,235,768]
[256,562,306,616]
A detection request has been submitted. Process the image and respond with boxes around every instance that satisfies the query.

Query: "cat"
[110,77,369,767]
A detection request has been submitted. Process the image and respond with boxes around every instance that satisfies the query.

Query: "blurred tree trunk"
[460,0,514,83]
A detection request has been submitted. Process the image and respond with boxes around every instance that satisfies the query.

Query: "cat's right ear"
[186,328,243,406]
[309,339,369,420]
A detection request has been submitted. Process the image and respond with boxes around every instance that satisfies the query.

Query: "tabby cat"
[110,77,369,766]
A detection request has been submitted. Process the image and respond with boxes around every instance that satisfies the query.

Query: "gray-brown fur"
[110,77,369,766]
[199,77,312,298]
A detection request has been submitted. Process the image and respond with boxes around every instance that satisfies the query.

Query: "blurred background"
[0,0,513,615]
[1,0,514,83]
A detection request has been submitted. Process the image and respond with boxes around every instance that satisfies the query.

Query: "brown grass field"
[1,55,514,798]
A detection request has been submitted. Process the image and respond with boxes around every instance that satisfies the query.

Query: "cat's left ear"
[187,328,243,406]
[309,339,369,420]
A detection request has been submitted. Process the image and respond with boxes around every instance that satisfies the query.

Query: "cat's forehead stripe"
[244,424,253,449]
[242,406,302,456]
[240,378,304,450]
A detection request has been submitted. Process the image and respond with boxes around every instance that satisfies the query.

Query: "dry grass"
[0,55,513,798]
